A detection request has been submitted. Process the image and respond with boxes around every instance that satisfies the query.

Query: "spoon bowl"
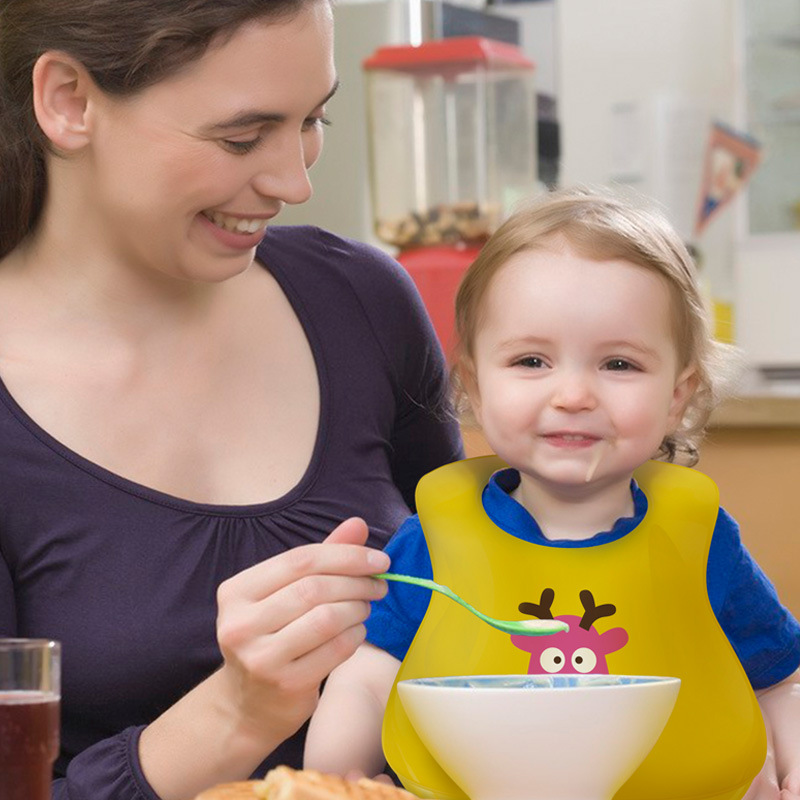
[374,572,568,636]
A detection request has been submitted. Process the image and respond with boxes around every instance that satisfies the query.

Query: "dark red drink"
[0,691,60,800]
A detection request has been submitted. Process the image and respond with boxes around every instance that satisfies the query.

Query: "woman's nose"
[550,372,598,412]
[251,135,313,206]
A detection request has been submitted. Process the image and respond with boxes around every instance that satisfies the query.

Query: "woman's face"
[83,1,336,283]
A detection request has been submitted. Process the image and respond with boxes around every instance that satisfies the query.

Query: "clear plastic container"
[363,37,537,250]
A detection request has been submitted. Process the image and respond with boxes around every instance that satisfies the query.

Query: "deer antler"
[578,589,617,630]
[518,588,555,620]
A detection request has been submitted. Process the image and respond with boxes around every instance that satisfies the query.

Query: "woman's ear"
[32,51,94,151]
[667,366,699,431]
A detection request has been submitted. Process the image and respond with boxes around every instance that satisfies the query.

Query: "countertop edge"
[710,396,800,428]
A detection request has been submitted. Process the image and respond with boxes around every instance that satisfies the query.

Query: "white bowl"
[397,674,680,800]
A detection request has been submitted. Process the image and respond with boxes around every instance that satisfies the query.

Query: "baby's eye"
[604,358,637,371]
[514,356,546,369]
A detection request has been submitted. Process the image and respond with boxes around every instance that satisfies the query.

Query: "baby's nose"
[550,373,597,411]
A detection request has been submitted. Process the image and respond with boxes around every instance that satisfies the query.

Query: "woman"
[0,1,463,798]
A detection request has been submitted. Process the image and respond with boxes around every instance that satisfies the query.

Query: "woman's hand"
[214,517,390,749]
[138,518,390,800]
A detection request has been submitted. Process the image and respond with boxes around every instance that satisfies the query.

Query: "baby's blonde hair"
[453,186,741,465]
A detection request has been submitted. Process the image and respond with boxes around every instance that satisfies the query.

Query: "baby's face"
[467,241,695,496]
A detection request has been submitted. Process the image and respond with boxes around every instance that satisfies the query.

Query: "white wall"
[556,0,739,298]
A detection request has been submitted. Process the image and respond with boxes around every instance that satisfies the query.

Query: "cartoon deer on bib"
[511,589,629,675]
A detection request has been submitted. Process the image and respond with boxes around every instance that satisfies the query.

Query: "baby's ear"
[667,366,699,431]
[32,51,94,151]
[455,357,483,427]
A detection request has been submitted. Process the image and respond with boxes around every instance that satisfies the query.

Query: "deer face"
[510,589,629,675]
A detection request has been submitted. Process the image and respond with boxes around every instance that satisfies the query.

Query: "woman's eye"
[302,115,332,132]
[222,138,262,155]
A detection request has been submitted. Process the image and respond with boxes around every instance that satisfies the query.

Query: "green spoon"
[374,573,569,637]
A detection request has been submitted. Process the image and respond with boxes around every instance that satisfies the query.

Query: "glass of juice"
[0,639,61,800]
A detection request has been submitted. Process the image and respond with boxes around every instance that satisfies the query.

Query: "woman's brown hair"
[0,0,316,259]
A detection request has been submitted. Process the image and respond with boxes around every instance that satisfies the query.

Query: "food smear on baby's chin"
[585,441,608,483]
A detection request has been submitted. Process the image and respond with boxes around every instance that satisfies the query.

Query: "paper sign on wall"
[694,121,762,236]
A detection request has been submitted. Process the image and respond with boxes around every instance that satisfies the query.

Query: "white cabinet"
[555,0,799,376]
[740,0,800,235]
[734,0,800,375]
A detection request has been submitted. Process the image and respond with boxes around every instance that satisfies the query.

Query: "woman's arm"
[304,643,400,778]
[136,518,390,800]
[757,668,800,796]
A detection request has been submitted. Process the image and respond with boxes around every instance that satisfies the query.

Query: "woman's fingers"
[222,594,372,672]
[214,516,392,741]
[256,614,370,693]
[224,573,387,643]
[217,516,389,650]
[219,518,390,604]
[323,516,370,545]
[217,516,391,677]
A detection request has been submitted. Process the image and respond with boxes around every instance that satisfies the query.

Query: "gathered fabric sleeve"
[54,727,160,800]
[335,236,464,511]
[707,507,800,690]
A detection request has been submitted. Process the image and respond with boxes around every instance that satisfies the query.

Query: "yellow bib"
[383,456,765,800]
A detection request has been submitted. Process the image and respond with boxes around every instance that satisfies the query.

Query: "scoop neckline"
[0,250,330,518]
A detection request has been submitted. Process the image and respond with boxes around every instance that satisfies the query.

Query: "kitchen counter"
[701,397,800,619]
[711,395,800,428]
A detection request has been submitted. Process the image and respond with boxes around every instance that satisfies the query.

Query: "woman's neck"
[512,473,636,542]
[5,219,237,346]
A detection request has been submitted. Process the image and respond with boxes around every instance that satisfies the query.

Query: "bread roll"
[195,766,419,800]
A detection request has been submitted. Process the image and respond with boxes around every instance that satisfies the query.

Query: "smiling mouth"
[543,433,599,442]
[202,210,270,235]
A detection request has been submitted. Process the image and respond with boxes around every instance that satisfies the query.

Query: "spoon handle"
[374,572,495,625]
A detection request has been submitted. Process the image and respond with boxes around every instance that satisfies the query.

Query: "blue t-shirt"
[365,468,800,690]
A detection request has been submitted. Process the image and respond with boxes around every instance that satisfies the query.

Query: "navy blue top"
[0,226,464,800]
[366,468,800,690]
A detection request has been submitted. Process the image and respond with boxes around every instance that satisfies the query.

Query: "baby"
[305,187,800,798]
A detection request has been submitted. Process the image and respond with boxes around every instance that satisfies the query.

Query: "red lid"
[363,36,535,74]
